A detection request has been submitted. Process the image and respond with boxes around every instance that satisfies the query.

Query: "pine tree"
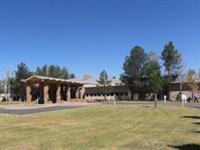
[11,63,32,97]
[161,41,182,80]
[35,65,74,79]
[97,70,112,101]
[120,46,147,99]
[144,53,163,108]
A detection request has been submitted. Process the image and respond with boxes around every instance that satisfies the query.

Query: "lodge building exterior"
[169,81,200,101]
[22,75,85,104]
[22,75,200,104]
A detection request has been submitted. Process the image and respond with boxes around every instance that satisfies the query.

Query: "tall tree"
[120,46,147,99]
[69,73,75,79]
[35,65,48,76]
[10,63,32,97]
[161,41,182,81]
[35,65,74,79]
[144,53,163,108]
[0,80,4,93]
[60,67,69,79]
[187,69,198,100]
[97,70,112,101]
[48,65,60,78]
[15,63,32,80]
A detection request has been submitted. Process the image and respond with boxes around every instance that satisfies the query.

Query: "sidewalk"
[0,103,100,115]
[0,102,100,110]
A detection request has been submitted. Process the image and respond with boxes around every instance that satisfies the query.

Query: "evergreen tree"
[97,70,112,101]
[11,63,32,97]
[69,73,75,79]
[161,41,182,81]
[35,65,48,76]
[60,67,69,79]
[48,65,60,78]
[120,46,147,99]
[144,53,163,108]
[35,65,74,79]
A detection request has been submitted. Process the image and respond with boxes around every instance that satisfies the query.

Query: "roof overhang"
[21,75,83,85]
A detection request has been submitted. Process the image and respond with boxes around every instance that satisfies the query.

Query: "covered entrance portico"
[22,75,84,104]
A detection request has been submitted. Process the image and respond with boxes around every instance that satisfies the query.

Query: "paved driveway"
[185,103,200,110]
[0,105,92,115]
[0,102,199,115]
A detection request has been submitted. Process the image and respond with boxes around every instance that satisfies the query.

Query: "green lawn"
[0,106,199,150]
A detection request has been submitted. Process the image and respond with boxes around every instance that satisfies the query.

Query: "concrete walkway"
[0,103,98,115]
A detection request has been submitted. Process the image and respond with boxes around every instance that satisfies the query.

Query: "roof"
[22,75,123,86]
[170,80,200,84]
[22,75,83,84]
[110,78,122,86]
[85,86,130,94]
[75,77,122,86]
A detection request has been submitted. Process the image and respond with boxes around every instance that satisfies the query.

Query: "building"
[22,75,85,104]
[169,81,200,101]
[22,75,130,103]
[68,75,129,101]
[22,75,199,104]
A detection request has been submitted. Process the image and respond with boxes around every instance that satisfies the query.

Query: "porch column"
[56,84,61,103]
[67,87,71,101]
[80,87,85,99]
[44,84,49,104]
[26,85,32,103]
[75,87,80,99]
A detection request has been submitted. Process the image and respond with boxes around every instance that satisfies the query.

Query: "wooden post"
[56,84,61,103]
[44,84,49,104]
[75,87,80,99]
[26,85,32,103]
[80,87,85,99]
[67,86,71,101]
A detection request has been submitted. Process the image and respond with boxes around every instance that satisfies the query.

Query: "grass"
[0,106,200,150]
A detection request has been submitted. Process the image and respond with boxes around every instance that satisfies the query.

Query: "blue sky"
[0,0,200,78]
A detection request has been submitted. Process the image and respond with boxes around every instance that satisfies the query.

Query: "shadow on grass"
[182,116,200,119]
[182,116,200,134]
[192,122,200,125]
[169,144,200,150]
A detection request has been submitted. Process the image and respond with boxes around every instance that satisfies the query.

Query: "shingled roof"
[21,75,83,84]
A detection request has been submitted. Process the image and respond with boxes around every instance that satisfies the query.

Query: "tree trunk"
[103,85,107,103]
[104,95,107,102]
[154,93,157,108]
[192,90,194,102]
